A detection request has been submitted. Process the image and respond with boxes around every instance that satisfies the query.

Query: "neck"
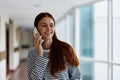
[42,39,52,50]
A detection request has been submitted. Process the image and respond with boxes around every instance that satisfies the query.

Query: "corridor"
[8,60,28,80]
[0,0,120,80]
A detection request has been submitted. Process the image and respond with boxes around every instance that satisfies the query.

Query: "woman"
[27,12,81,80]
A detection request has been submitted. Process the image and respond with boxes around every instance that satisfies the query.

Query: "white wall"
[0,59,6,80]
[0,13,8,51]
[0,12,9,80]
[9,22,20,70]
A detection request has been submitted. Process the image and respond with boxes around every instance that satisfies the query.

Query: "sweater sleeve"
[68,66,81,80]
[27,48,49,80]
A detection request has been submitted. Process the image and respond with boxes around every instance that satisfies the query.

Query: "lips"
[43,32,53,39]
[45,32,52,35]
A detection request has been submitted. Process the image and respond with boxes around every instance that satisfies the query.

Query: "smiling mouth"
[45,32,52,35]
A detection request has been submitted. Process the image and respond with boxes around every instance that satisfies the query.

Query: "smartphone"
[33,27,39,37]
[33,27,44,42]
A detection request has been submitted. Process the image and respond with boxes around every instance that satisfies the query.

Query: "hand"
[34,33,44,56]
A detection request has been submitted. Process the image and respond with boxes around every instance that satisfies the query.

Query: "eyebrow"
[41,22,54,25]
[41,23,46,25]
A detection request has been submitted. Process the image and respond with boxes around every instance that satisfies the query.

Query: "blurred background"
[0,0,120,80]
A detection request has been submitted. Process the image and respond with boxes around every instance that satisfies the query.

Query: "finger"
[41,39,44,43]
[39,35,42,39]
[36,38,40,47]
[36,34,43,43]
[39,38,44,44]
[35,36,40,47]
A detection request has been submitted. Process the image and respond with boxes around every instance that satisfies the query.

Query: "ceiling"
[0,0,100,28]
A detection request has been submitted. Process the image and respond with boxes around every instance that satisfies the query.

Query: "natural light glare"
[94,63,107,80]
[94,1,108,61]
[113,0,120,17]
[94,1,108,17]
[113,65,120,80]
[94,21,108,61]
[113,21,120,64]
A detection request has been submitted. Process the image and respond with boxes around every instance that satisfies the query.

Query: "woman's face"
[37,17,55,40]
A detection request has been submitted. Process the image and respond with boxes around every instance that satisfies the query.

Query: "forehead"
[39,17,54,23]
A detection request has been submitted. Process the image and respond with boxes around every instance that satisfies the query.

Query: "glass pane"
[56,18,66,41]
[94,1,108,17]
[94,21,108,61]
[113,19,120,64]
[94,62,108,80]
[113,0,120,63]
[113,65,120,80]
[93,1,108,61]
[80,61,94,80]
[80,61,108,80]
[79,5,94,58]
[66,12,75,48]
[79,1,108,60]
[113,0,120,17]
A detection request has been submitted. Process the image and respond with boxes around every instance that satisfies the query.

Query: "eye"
[50,24,54,27]
[42,24,47,27]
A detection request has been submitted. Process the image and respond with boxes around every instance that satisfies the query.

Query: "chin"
[44,37,53,40]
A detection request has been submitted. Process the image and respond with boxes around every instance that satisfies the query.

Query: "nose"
[47,26,51,31]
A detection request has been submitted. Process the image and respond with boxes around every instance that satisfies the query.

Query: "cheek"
[38,28,44,33]
[52,29,55,34]
[38,30,43,35]
[52,28,55,31]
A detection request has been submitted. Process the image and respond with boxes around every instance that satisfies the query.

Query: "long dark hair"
[34,12,80,77]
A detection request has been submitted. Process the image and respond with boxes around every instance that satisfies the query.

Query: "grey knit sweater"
[27,47,81,80]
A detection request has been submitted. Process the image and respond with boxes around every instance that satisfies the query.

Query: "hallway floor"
[8,60,28,80]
